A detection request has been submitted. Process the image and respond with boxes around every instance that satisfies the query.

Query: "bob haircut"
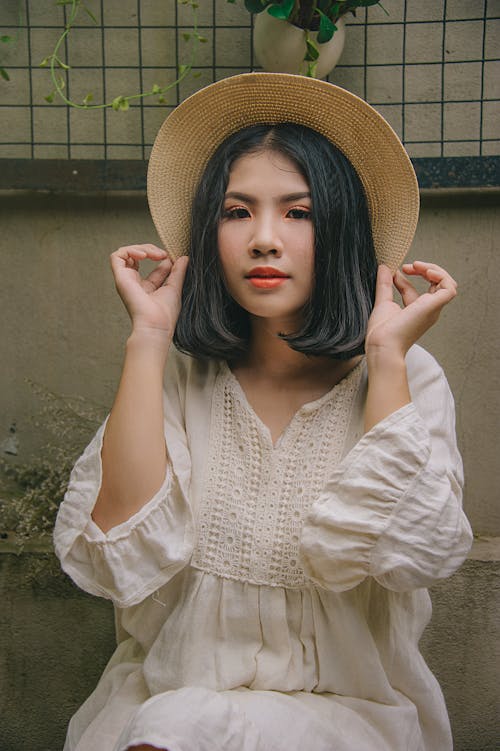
[174,122,378,361]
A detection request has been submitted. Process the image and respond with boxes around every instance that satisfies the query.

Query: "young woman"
[54,73,472,751]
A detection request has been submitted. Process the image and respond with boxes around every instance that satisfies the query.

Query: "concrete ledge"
[1,547,499,751]
[469,535,500,562]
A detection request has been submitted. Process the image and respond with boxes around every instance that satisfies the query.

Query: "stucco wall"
[1,189,499,750]
[1,190,498,534]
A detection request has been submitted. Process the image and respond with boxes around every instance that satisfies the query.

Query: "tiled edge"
[0,156,498,191]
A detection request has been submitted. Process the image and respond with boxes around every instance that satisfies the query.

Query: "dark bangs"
[173,123,377,361]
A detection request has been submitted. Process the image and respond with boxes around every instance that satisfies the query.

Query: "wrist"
[364,351,410,433]
[126,328,172,358]
[366,345,407,371]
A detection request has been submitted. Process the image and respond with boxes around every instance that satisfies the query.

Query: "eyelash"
[223,207,250,219]
[287,208,311,220]
[222,206,312,220]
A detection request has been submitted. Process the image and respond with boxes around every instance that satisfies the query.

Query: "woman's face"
[217,149,315,331]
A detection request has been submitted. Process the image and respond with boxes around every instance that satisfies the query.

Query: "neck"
[234,316,360,384]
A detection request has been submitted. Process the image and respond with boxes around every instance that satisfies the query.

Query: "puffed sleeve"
[300,345,473,593]
[53,349,196,608]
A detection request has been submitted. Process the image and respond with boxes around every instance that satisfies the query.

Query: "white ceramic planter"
[253,13,346,79]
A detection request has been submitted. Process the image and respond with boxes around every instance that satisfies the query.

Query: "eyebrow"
[224,191,311,203]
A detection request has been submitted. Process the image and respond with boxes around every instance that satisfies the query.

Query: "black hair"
[173,122,378,361]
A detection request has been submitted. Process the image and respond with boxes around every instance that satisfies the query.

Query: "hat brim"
[147,72,419,271]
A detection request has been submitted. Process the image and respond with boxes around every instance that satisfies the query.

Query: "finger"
[402,261,458,288]
[111,246,170,281]
[424,267,458,291]
[111,244,168,268]
[393,269,419,306]
[164,255,189,293]
[143,258,173,291]
[374,264,396,305]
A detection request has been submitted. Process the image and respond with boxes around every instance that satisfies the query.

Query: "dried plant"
[0,381,105,557]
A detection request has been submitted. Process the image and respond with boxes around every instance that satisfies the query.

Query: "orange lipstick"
[246,266,289,289]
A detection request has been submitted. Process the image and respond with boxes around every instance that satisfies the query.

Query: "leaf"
[1,35,13,43]
[304,38,320,61]
[197,35,207,43]
[112,95,124,111]
[39,57,50,67]
[55,57,70,70]
[158,96,166,104]
[151,83,161,94]
[345,0,380,6]
[182,33,191,42]
[178,64,188,76]
[83,5,98,24]
[317,12,337,44]
[0,67,10,81]
[267,0,295,21]
[44,92,55,103]
[82,92,93,105]
[244,0,270,12]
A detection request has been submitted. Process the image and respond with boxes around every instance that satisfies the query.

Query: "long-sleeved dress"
[53,344,472,751]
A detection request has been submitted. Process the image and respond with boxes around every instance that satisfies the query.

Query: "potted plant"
[239,0,383,78]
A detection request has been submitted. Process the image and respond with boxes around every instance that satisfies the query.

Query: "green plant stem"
[44,0,200,110]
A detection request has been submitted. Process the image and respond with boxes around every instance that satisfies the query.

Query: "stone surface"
[0,548,498,751]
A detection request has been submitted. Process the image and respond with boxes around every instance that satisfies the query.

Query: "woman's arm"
[90,244,188,533]
[364,261,457,432]
[300,262,472,592]
[300,347,472,592]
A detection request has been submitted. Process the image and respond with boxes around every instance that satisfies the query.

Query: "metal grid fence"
[0,0,499,188]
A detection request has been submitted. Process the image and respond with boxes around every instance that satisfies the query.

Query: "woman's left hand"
[365,261,458,358]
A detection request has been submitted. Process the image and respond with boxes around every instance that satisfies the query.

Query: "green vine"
[40,0,206,111]
[0,0,23,82]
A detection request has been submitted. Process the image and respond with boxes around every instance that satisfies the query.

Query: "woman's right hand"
[110,244,189,336]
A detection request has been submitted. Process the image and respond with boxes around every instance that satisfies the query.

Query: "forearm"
[92,329,171,532]
[364,350,411,433]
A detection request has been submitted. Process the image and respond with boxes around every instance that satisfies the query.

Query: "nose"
[248,214,283,258]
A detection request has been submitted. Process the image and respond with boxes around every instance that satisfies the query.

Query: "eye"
[223,206,251,219]
[287,207,312,220]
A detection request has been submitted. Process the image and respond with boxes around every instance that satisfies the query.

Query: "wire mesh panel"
[0,0,499,187]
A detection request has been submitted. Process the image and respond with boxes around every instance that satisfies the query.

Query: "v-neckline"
[220,358,364,450]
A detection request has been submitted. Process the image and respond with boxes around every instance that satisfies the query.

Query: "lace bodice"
[190,362,363,587]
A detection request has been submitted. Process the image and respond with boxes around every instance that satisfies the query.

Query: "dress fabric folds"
[53,345,472,751]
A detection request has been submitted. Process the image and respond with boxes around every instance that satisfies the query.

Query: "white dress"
[53,344,472,751]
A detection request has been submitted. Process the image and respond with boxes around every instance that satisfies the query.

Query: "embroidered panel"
[191,364,361,587]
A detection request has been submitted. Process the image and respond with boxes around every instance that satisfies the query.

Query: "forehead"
[227,149,309,188]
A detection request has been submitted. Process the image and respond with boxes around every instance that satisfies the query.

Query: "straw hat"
[147,72,419,270]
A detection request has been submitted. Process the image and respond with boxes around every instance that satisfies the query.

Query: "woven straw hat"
[147,72,419,270]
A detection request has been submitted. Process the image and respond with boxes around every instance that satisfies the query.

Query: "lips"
[246,266,290,289]
[246,266,289,279]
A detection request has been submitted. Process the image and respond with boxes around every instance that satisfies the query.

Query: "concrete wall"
[1,190,498,533]
[0,189,498,750]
